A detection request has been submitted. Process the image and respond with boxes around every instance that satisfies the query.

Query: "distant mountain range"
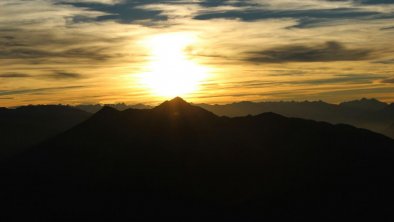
[75,103,152,113]
[197,98,394,139]
[1,98,393,160]
[1,97,393,221]
[73,98,394,139]
[1,98,392,160]
[0,105,90,160]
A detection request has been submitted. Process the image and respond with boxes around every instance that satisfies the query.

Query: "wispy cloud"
[0,0,394,105]
[0,73,31,78]
[0,71,83,80]
[47,71,83,79]
[0,86,85,96]
[244,41,372,63]
[381,77,394,84]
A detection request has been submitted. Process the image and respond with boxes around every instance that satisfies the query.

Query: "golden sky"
[1,0,394,106]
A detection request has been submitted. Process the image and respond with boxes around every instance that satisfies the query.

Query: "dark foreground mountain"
[0,105,91,160]
[1,97,394,221]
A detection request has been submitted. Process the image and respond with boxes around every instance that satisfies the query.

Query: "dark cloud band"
[0,72,83,80]
[381,77,394,83]
[0,73,31,78]
[0,86,85,96]
[244,41,372,63]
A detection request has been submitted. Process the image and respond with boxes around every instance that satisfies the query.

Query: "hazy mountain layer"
[75,103,152,113]
[198,98,394,138]
[0,105,90,160]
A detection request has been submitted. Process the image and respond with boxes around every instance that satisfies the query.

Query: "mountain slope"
[0,105,91,160]
[2,98,394,221]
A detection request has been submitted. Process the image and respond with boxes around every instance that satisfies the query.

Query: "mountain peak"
[153,97,217,120]
[156,97,191,109]
[168,97,188,105]
[339,98,387,111]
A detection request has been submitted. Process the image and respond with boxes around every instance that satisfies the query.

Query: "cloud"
[57,0,122,4]
[198,0,255,7]
[296,74,382,85]
[0,47,112,60]
[354,0,394,5]
[0,86,85,96]
[380,26,394,30]
[373,58,394,64]
[381,77,394,83]
[244,41,372,63]
[195,8,382,21]
[0,71,83,80]
[35,71,83,80]
[60,1,169,24]
[191,0,394,28]
[61,0,256,24]
[214,74,382,88]
[1,0,394,105]
[43,71,83,79]
[0,73,31,78]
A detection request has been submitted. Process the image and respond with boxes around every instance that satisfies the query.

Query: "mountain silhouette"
[153,97,218,122]
[1,97,394,221]
[339,98,388,111]
[0,105,90,160]
[70,98,394,138]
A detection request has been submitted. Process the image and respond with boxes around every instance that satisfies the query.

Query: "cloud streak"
[0,71,83,80]
[0,0,394,105]
[48,71,83,79]
[0,73,31,78]
[244,41,372,63]
[381,77,394,84]
[0,86,85,96]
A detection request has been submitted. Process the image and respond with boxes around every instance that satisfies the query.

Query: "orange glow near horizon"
[139,33,209,99]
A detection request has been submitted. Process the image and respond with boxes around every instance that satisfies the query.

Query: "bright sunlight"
[139,33,209,98]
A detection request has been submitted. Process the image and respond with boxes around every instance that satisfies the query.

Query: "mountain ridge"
[2,97,394,220]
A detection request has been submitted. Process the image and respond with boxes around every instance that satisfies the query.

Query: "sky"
[1,0,394,106]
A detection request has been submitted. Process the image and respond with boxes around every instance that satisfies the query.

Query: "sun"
[139,33,209,98]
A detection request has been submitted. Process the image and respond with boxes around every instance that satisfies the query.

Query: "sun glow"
[140,33,209,98]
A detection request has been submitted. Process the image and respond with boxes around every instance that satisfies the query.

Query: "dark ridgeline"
[1,97,394,221]
[70,98,394,138]
[0,105,91,160]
